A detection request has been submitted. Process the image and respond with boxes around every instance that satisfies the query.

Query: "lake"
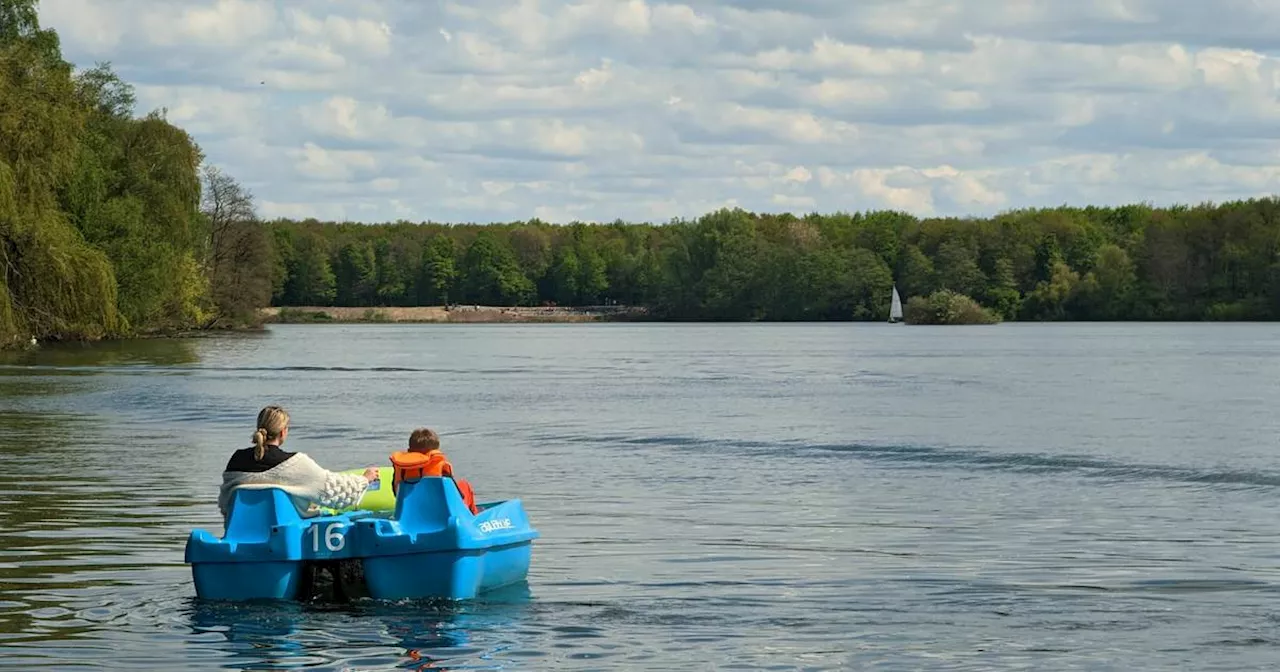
[1,322,1279,670]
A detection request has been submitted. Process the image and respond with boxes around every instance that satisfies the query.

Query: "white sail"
[889,285,903,323]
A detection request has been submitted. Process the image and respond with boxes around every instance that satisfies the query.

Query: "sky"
[35,0,1280,225]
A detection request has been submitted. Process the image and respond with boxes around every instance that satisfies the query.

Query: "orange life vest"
[389,450,478,514]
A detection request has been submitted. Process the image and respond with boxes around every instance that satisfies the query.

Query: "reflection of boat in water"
[184,475,538,602]
[184,582,533,670]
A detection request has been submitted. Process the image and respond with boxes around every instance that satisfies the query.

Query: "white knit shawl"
[218,452,370,523]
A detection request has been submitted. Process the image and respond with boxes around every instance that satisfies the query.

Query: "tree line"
[269,195,1280,322]
[1,0,270,346]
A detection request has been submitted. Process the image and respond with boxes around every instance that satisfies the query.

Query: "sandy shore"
[261,305,649,324]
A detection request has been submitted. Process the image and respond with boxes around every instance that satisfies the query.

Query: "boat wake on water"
[534,431,1280,491]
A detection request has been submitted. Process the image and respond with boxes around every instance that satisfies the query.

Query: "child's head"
[408,427,441,453]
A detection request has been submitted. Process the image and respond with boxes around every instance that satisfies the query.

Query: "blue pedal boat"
[184,476,538,601]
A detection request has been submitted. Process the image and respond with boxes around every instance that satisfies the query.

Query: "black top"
[224,444,297,473]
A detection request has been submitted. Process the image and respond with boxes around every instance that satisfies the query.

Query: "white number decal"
[325,523,345,551]
[309,522,347,552]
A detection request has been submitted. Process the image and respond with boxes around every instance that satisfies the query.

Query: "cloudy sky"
[35,0,1280,224]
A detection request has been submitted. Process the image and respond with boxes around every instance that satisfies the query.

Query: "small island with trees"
[4,1,1279,349]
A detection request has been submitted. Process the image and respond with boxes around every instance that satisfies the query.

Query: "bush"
[1204,299,1268,321]
[904,290,1001,325]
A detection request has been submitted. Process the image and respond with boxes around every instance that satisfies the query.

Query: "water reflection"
[0,383,213,657]
[0,336,205,369]
[184,583,534,671]
[0,337,206,404]
[187,601,309,668]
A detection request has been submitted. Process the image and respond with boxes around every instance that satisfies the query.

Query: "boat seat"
[407,477,468,524]
[223,488,303,543]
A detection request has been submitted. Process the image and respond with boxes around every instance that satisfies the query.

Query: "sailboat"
[889,284,903,323]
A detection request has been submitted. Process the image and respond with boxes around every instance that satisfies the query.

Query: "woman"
[218,405,379,523]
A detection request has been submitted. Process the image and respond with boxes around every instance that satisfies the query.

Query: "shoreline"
[261,305,652,324]
[259,305,1280,326]
[13,308,1278,350]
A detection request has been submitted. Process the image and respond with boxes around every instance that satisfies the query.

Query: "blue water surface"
[1,322,1279,670]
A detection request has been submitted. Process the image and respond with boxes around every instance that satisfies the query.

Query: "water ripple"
[2,324,1280,670]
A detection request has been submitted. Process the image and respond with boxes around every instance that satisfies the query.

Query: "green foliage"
[896,245,937,300]
[1075,244,1135,320]
[821,247,894,321]
[73,61,135,119]
[904,290,1001,325]
[1,3,122,343]
[282,231,337,306]
[335,241,376,306]
[3,209,123,339]
[262,197,1280,323]
[0,7,269,346]
[461,231,534,305]
[1023,261,1081,321]
[935,238,985,298]
[170,249,212,326]
[418,234,457,305]
[373,237,413,305]
[986,258,1021,320]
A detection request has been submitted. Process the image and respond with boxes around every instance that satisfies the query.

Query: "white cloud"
[142,0,280,49]
[370,177,400,193]
[783,166,812,183]
[574,59,614,90]
[293,142,379,181]
[260,200,347,221]
[133,85,267,137]
[771,193,816,210]
[300,96,395,141]
[33,0,1280,223]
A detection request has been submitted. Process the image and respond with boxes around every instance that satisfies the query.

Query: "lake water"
[1,323,1280,670]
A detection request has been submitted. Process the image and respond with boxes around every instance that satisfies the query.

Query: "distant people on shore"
[218,405,378,523]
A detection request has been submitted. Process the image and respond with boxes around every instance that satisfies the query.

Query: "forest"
[269,195,1280,323]
[6,0,1280,348]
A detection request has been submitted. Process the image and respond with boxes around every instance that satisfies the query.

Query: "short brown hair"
[408,427,440,452]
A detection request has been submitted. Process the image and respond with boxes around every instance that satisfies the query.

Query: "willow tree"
[61,61,212,332]
[0,0,121,342]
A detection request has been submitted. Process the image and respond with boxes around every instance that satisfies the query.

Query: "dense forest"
[0,0,269,346]
[269,195,1280,322]
[7,0,1280,347]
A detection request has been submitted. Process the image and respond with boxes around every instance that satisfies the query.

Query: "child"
[389,427,479,514]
